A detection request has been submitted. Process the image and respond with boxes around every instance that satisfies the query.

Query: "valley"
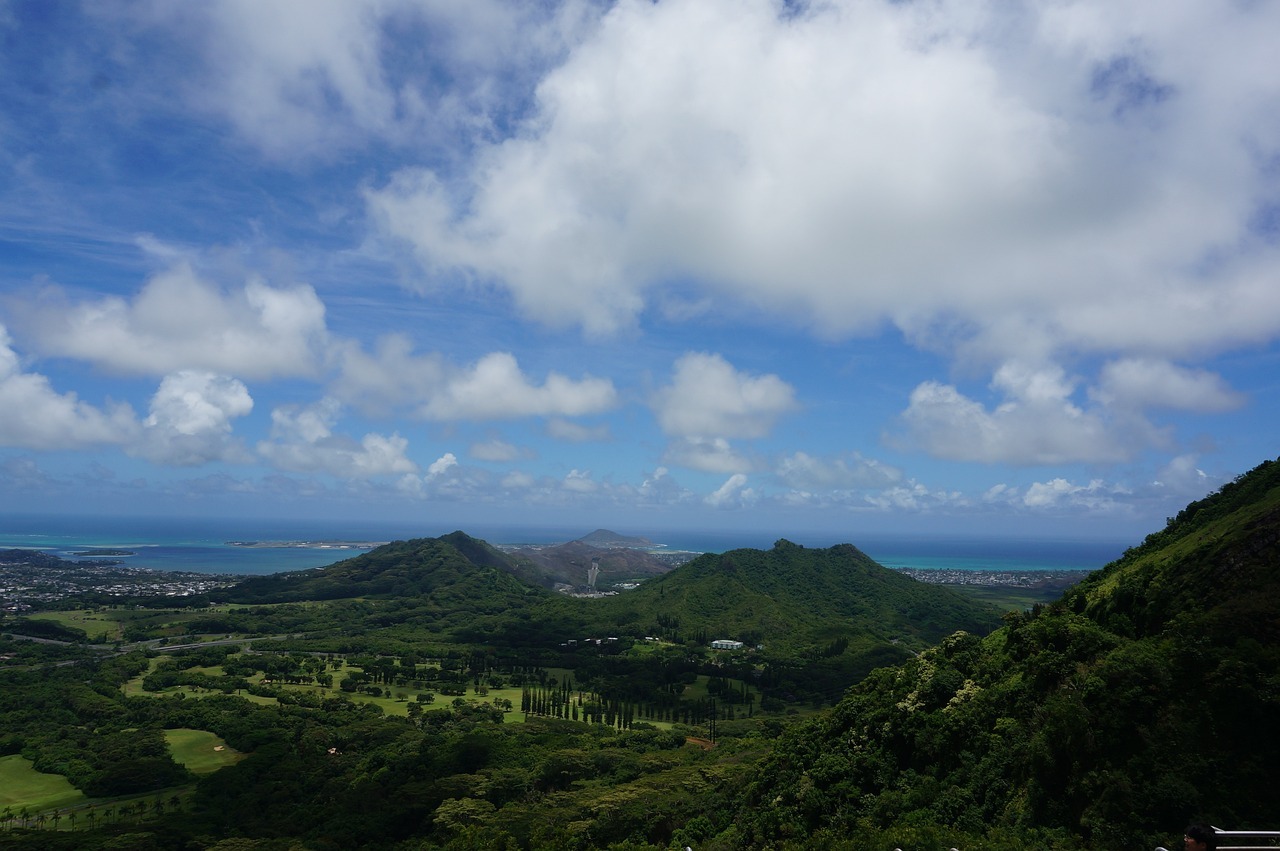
[2,462,1278,849]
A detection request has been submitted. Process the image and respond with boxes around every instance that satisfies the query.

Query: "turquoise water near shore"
[0,514,1127,576]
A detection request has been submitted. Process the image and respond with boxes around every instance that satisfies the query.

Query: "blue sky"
[1,0,1278,544]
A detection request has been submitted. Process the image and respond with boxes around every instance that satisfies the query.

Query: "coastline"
[0,515,1127,578]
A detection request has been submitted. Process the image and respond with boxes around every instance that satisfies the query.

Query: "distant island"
[573,529,654,547]
[72,548,135,557]
[226,540,387,550]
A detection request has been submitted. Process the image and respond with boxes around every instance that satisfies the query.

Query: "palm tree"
[2,806,12,832]
[86,807,98,830]
[50,811,61,831]
[68,810,78,831]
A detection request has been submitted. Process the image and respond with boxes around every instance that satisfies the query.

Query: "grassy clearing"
[0,755,86,811]
[25,610,124,642]
[120,655,163,695]
[31,605,263,643]
[164,729,245,774]
[949,584,1068,611]
[126,657,701,729]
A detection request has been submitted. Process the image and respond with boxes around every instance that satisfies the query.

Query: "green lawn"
[164,729,245,775]
[0,755,86,811]
[128,656,690,729]
[120,655,162,695]
[26,610,124,642]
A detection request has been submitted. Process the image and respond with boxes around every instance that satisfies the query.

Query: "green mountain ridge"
[5,460,1280,850]
[602,539,1001,649]
[736,457,1280,849]
[214,533,1002,664]
[216,534,547,612]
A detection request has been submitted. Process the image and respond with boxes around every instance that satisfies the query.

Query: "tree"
[433,798,496,835]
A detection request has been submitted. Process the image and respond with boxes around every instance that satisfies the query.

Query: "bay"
[0,514,1128,577]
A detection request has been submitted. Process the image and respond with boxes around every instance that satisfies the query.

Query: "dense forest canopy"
[1,458,1277,849]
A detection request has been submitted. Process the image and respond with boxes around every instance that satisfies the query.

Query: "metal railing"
[1156,827,1280,851]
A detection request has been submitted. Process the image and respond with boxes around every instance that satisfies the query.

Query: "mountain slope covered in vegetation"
[732,458,1280,850]
[596,539,1002,653]
[216,533,544,607]
[212,533,1001,669]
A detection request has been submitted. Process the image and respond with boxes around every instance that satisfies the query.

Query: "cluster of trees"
[4,458,1278,849]
[2,649,751,849]
[0,653,191,800]
[725,459,1280,850]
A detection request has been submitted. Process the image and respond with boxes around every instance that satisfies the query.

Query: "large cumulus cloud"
[366,0,1280,357]
[14,264,328,380]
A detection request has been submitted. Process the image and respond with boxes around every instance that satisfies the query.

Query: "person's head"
[1184,823,1217,851]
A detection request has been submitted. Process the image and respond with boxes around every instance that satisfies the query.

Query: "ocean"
[0,514,1129,577]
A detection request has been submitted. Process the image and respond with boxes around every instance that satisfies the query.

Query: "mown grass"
[25,610,124,642]
[0,755,86,812]
[164,728,245,774]
[127,657,711,730]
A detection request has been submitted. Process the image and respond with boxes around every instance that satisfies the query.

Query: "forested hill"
[735,458,1280,850]
[596,539,1003,655]
[215,533,545,606]
[1066,456,1280,639]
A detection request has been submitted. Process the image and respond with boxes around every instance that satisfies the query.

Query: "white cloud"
[0,325,139,450]
[546,417,610,443]
[663,436,752,475]
[1151,453,1211,495]
[653,352,796,439]
[1022,477,1120,511]
[17,265,328,379]
[562,468,598,493]
[397,473,426,498]
[332,340,617,423]
[470,439,524,462]
[899,361,1161,465]
[132,370,254,466]
[862,482,968,513]
[426,452,459,479]
[775,451,902,491]
[257,398,417,478]
[119,1,591,161]
[396,453,477,498]
[705,473,754,509]
[637,465,695,505]
[1094,358,1245,412]
[502,470,535,489]
[367,0,1280,365]
[328,335,449,416]
[418,352,617,421]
